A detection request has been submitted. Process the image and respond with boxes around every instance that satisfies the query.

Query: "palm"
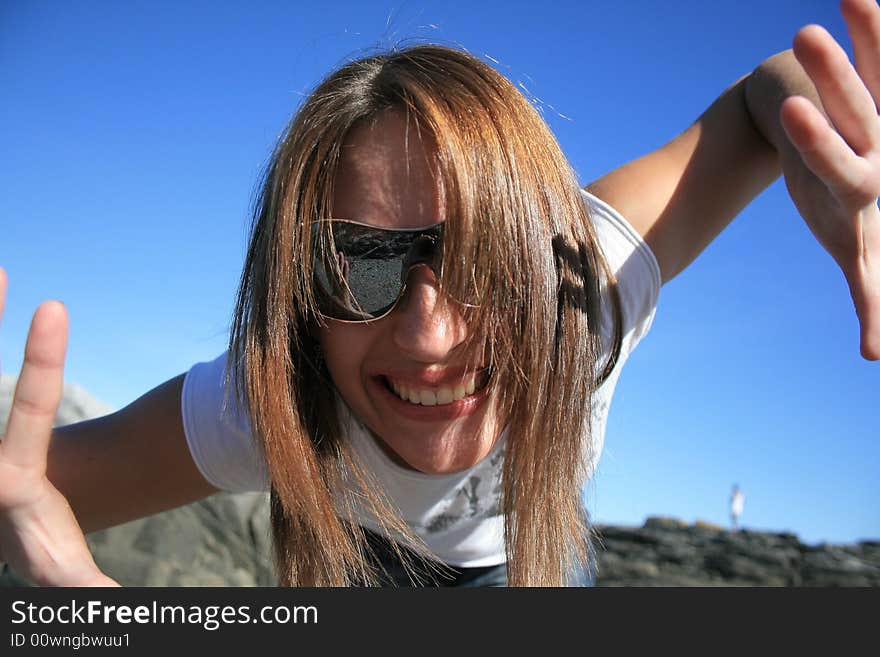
[0,471,97,586]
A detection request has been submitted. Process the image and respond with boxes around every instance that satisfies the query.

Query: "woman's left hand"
[779,0,880,360]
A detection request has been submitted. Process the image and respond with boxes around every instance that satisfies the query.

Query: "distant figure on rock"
[730,484,745,530]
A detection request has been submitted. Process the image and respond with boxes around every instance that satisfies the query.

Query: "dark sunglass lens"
[314,223,405,319]
[404,232,442,271]
[313,221,444,321]
[345,257,403,315]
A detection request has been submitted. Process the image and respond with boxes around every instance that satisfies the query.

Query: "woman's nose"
[390,266,468,363]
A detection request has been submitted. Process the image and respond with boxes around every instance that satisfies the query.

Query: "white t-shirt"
[181,190,661,567]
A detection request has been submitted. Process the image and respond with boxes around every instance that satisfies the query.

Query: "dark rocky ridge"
[593,516,880,587]
[0,378,876,587]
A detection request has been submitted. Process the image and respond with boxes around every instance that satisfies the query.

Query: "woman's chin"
[377,436,493,474]
[367,414,503,474]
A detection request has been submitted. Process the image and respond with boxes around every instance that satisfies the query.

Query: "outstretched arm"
[588,0,880,360]
[47,374,219,534]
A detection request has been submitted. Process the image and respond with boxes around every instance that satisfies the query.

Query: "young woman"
[0,0,877,587]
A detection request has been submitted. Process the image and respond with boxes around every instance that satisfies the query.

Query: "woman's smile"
[370,368,492,422]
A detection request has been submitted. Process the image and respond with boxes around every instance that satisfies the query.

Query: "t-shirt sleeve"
[181,351,269,492]
[579,189,661,479]
[582,188,661,363]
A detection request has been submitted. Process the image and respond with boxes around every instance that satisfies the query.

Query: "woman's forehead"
[330,108,445,230]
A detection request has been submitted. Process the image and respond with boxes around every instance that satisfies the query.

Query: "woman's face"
[319,108,503,474]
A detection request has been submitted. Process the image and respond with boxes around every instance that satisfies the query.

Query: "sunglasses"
[312,219,445,322]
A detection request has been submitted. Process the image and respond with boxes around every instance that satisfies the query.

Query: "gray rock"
[643,515,688,530]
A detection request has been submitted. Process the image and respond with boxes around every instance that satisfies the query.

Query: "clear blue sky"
[1,0,875,545]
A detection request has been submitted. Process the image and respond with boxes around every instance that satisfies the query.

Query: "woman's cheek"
[319,322,374,401]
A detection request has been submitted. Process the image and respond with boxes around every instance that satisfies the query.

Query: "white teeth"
[388,376,482,406]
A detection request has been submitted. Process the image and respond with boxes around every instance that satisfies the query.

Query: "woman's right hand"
[0,267,118,586]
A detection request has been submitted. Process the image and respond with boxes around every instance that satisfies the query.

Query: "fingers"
[793,24,880,157]
[1,301,68,470]
[841,0,880,107]
[780,95,878,206]
[849,202,880,360]
[856,283,880,360]
[847,248,880,361]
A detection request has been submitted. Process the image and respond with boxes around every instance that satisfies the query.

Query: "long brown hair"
[229,44,622,586]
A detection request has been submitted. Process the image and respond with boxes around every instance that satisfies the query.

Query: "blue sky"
[1,0,875,545]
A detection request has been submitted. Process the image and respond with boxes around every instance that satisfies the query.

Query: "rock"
[643,516,688,530]
[592,521,880,587]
